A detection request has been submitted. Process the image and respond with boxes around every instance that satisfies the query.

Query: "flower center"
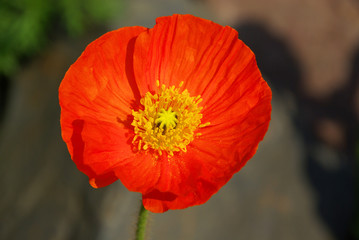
[155,107,178,130]
[131,81,210,156]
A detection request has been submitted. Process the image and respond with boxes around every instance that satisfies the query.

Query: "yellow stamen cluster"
[131,81,210,156]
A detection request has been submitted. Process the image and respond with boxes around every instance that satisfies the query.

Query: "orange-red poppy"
[59,14,272,213]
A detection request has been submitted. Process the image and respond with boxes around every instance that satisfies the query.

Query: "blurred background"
[0,0,358,239]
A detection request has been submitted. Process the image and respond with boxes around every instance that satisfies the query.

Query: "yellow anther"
[131,81,210,156]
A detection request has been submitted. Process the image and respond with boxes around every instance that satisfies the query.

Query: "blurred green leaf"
[0,0,122,77]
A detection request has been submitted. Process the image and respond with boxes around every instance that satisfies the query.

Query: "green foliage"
[0,0,121,76]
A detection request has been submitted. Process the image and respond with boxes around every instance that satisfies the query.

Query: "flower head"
[59,14,272,213]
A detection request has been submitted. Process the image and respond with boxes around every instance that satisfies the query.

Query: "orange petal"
[141,150,218,212]
[141,101,271,213]
[59,15,272,212]
[59,26,147,125]
[65,118,136,187]
[200,76,272,144]
[132,15,254,99]
[59,26,147,186]
[129,14,272,212]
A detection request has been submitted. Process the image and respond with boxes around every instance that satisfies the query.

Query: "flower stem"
[135,203,149,240]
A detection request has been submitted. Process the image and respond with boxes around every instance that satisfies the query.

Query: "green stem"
[135,203,149,240]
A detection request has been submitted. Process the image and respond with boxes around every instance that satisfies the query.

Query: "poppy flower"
[59,14,272,213]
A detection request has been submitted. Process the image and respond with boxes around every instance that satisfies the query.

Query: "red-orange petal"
[128,14,271,212]
[59,26,147,186]
[142,95,271,212]
[59,15,272,213]
[132,15,252,97]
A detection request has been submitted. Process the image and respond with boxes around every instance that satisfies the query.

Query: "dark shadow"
[143,189,178,202]
[71,120,86,170]
[0,74,10,125]
[347,45,359,239]
[235,22,356,240]
[297,45,358,240]
[125,36,142,109]
[236,23,301,96]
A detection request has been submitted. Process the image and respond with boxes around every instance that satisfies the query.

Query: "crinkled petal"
[141,150,219,212]
[130,14,272,212]
[141,92,271,213]
[59,15,272,213]
[68,119,135,188]
[59,26,147,186]
[132,15,254,100]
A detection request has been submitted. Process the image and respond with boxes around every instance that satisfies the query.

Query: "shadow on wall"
[0,74,10,125]
[236,22,357,240]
